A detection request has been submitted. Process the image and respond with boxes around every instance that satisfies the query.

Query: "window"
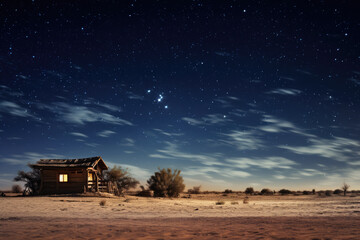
[59,174,68,182]
[88,173,93,181]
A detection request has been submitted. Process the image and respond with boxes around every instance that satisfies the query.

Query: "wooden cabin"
[31,156,109,194]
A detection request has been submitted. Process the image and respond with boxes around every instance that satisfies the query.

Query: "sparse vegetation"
[243,196,249,204]
[12,184,22,193]
[215,200,225,205]
[14,164,41,195]
[103,166,139,196]
[342,183,350,196]
[333,189,343,195]
[245,187,254,195]
[188,185,201,194]
[231,201,239,205]
[147,168,185,198]
[325,190,332,196]
[99,199,106,206]
[260,188,273,195]
[279,189,292,195]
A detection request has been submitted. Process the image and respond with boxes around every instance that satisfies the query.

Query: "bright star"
[157,94,163,102]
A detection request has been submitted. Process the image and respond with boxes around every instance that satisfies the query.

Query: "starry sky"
[1,1,360,191]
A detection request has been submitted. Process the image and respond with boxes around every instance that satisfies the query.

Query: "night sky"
[1,1,360,191]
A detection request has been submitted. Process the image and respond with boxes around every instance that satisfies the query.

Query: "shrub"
[188,185,201,194]
[325,190,332,196]
[279,189,292,195]
[215,200,225,205]
[260,188,273,195]
[14,164,41,195]
[147,168,185,197]
[243,197,249,204]
[224,189,233,194]
[103,166,139,196]
[302,191,311,195]
[12,184,22,193]
[99,200,106,206]
[245,187,254,195]
[333,189,343,195]
[231,201,239,205]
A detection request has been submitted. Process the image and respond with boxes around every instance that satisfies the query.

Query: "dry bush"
[188,185,201,194]
[245,187,254,195]
[104,166,139,196]
[231,201,239,205]
[279,189,292,195]
[99,200,106,206]
[14,164,41,195]
[333,189,343,195]
[243,196,249,204]
[12,184,22,193]
[325,190,332,196]
[224,189,233,194]
[260,188,273,195]
[215,200,225,205]
[147,168,185,197]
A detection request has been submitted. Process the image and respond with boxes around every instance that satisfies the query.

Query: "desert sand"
[1,193,360,239]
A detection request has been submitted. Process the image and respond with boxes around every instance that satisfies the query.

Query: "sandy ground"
[1,194,360,239]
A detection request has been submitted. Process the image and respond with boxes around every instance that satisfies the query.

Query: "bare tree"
[342,182,350,196]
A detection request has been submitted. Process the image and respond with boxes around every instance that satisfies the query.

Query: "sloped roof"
[32,156,108,170]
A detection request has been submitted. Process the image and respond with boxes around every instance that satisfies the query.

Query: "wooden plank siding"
[41,169,87,194]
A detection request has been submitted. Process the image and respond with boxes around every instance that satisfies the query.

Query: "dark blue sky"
[1,1,359,190]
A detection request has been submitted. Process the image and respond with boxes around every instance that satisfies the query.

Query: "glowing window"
[59,174,68,182]
[88,173,93,181]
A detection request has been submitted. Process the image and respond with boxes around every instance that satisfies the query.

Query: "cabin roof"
[32,156,108,170]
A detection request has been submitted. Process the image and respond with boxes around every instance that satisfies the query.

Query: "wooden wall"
[41,168,87,194]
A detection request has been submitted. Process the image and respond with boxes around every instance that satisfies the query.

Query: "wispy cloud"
[182,114,231,126]
[97,130,116,137]
[182,166,251,180]
[260,115,316,137]
[1,152,64,165]
[127,92,144,100]
[149,142,222,166]
[226,156,297,169]
[70,132,88,138]
[153,128,183,137]
[38,102,133,126]
[279,136,360,162]
[120,138,135,147]
[349,77,360,86]
[0,101,35,118]
[84,99,122,112]
[267,88,302,95]
[222,130,264,150]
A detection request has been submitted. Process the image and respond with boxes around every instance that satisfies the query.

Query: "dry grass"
[215,200,225,205]
[231,201,239,205]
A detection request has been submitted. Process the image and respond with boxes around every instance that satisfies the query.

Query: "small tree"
[147,168,185,197]
[342,182,350,196]
[245,187,254,195]
[279,189,292,195]
[260,188,273,195]
[103,166,139,196]
[12,184,23,193]
[14,164,41,195]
